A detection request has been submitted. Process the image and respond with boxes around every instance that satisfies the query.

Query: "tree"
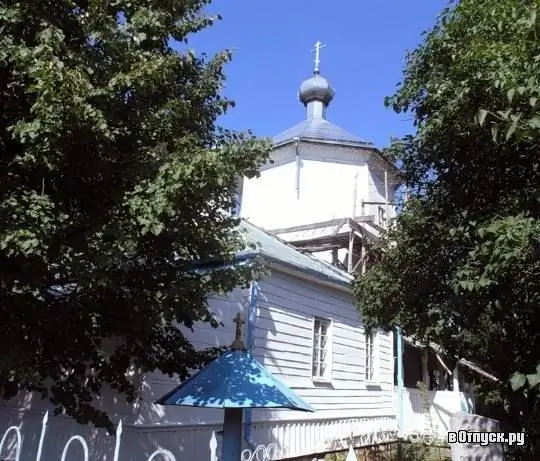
[354,0,540,455]
[0,0,269,431]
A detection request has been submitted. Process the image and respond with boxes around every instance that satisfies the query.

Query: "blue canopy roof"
[156,349,314,411]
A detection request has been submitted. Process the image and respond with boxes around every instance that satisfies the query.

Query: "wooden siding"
[0,267,397,461]
[140,269,395,425]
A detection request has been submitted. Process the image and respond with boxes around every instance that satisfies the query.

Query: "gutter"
[244,281,258,449]
[396,327,404,439]
[194,247,352,291]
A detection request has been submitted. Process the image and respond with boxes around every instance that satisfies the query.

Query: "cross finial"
[230,313,246,351]
[312,40,326,74]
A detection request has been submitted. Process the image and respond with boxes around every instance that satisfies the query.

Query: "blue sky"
[185,0,448,149]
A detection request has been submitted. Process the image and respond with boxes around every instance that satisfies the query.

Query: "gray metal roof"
[272,118,374,147]
[240,220,352,287]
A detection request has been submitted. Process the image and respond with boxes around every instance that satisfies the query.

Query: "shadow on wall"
[0,265,374,461]
[0,408,120,461]
[134,284,275,427]
[408,388,461,434]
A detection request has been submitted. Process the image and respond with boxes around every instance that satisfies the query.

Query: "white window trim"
[365,329,381,386]
[378,206,387,228]
[311,316,333,384]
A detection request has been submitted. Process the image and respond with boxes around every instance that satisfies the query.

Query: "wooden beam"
[349,220,379,243]
[267,216,375,235]
[295,244,342,252]
[435,353,452,375]
[331,248,338,265]
[352,256,363,273]
[331,219,346,236]
[347,218,366,236]
[347,231,355,273]
[361,201,396,205]
[286,233,350,247]
[363,220,385,234]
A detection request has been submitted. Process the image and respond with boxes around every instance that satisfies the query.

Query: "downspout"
[396,326,404,439]
[384,169,389,228]
[294,137,301,199]
[244,281,258,449]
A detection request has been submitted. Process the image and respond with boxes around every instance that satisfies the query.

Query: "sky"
[184,0,448,149]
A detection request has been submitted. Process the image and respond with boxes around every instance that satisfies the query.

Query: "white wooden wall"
[139,269,396,459]
[0,268,396,461]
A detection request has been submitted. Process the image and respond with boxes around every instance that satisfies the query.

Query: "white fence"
[0,411,207,461]
[401,388,463,437]
[0,410,410,461]
[0,411,298,461]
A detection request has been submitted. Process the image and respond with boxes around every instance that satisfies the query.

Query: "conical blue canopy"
[156,349,314,412]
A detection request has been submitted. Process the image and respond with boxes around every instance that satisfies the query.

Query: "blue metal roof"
[156,349,314,411]
[273,118,374,147]
[240,220,352,287]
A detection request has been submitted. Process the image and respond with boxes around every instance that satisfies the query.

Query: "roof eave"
[193,248,353,292]
[266,258,353,293]
[272,137,376,150]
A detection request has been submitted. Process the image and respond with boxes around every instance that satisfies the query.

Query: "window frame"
[365,329,380,385]
[311,316,333,383]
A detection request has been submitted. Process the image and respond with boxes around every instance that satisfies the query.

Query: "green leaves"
[0,0,269,430]
[510,365,540,391]
[477,108,488,126]
[354,0,540,454]
[510,372,527,391]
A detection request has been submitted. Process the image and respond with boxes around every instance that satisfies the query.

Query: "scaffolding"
[267,212,388,275]
[268,164,400,275]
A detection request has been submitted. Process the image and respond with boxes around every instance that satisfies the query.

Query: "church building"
[0,44,477,461]
[240,41,400,274]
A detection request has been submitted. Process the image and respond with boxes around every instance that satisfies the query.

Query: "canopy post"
[222,408,243,461]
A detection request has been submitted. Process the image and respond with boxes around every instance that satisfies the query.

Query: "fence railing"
[0,411,185,461]
[0,411,447,461]
[0,411,287,461]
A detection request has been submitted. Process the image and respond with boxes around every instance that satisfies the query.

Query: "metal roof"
[272,118,374,147]
[240,220,353,287]
[156,348,314,411]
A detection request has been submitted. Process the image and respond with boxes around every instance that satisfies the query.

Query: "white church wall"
[241,151,370,230]
[254,272,395,411]
[365,165,397,227]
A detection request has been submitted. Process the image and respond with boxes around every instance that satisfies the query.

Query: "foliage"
[354,0,540,456]
[0,0,269,431]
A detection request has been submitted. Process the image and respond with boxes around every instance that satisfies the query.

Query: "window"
[365,330,376,381]
[378,206,387,228]
[312,317,332,380]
